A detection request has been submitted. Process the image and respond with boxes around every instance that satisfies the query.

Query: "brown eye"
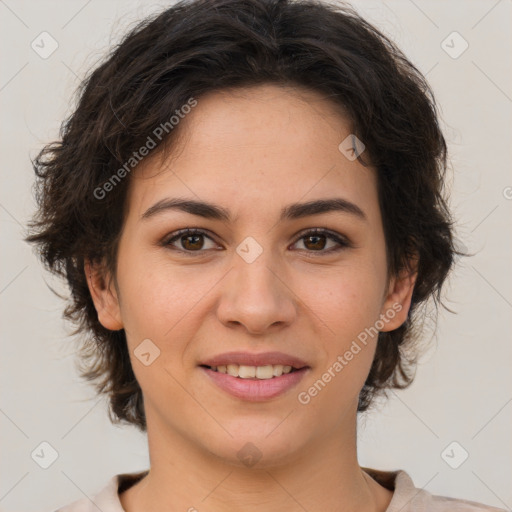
[164,229,218,253]
[292,229,350,253]
[163,227,350,256]
[180,234,204,250]
[303,234,328,250]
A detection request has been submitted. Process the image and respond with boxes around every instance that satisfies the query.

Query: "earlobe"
[380,264,417,332]
[84,260,124,331]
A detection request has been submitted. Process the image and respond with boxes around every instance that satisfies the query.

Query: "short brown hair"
[26,0,456,431]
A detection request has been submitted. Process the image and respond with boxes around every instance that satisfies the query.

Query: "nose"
[216,248,297,335]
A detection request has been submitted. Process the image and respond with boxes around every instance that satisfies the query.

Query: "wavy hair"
[26,0,456,431]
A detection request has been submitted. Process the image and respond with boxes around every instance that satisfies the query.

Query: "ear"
[84,259,123,331]
[379,259,418,332]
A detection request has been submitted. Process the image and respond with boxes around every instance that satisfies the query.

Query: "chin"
[202,425,306,470]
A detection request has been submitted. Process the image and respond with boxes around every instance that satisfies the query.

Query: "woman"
[26,0,505,510]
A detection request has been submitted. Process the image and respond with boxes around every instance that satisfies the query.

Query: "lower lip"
[200,366,309,401]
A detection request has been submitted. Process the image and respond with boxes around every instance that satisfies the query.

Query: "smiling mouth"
[200,364,301,379]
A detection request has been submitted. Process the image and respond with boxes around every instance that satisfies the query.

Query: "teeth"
[227,364,239,377]
[238,365,256,378]
[256,365,274,379]
[211,364,295,379]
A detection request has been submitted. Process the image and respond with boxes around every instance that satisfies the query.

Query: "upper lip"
[200,351,309,369]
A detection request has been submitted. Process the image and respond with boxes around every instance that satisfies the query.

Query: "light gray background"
[1,1,511,511]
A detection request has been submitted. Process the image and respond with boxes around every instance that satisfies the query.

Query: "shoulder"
[53,474,119,512]
[54,471,148,512]
[363,467,507,512]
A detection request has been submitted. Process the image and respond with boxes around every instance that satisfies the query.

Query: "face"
[88,83,415,468]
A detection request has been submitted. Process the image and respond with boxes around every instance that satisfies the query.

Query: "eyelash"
[161,227,351,256]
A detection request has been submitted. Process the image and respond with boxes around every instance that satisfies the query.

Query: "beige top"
[54,467,506,511]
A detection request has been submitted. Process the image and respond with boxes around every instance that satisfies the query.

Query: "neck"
[120,407,393,512]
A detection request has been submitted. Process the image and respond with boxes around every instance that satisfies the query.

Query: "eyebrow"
[141,197,367,223]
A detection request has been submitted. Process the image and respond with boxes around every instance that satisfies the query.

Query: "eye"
[162,227,351,256]
[291,228,351,254]
[163,228,219,254]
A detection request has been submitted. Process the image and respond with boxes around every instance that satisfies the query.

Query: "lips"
[199,351,310,401]
[200,351,309,369]
[200,366,309,401]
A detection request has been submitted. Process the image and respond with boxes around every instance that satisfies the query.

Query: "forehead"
[125,84,378,224]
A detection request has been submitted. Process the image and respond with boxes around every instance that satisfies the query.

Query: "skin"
[86,83,416,511]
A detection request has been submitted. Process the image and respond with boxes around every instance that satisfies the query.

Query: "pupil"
[183,234,203,250]
[306,235,325,250]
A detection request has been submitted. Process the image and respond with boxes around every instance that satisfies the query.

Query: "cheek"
[294,261,386,399]
[296,277,383,414]
[300,262,386,336]
[115,246,224,362]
